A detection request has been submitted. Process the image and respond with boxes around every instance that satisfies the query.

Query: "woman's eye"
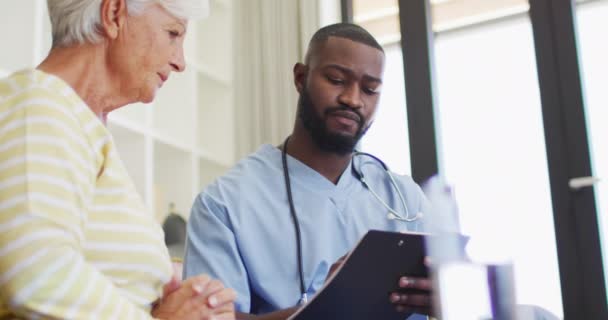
[168,30,180,38]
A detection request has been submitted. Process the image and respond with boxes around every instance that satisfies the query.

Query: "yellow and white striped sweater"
[0,70,172,319]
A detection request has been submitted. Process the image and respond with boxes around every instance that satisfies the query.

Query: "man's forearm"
[236,306,300,320]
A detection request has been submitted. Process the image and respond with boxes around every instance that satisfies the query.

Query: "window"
[433,10,562,316]
[354,0,411,175]
[576,0,608,302]
[353,0,565,316]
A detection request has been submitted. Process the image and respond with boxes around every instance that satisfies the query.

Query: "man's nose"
[338,83,364,110]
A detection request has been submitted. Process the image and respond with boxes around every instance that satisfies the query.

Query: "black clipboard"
[289,230,431,320]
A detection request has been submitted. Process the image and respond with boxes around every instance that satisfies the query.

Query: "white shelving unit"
[1,0,235,222]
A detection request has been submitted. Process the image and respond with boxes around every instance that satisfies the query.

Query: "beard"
[297,87,370,156]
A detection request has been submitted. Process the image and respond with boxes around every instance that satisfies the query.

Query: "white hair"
[48,0,209,47]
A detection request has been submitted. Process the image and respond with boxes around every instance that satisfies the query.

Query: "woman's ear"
[293,63,308,94]
[100,0,128,40]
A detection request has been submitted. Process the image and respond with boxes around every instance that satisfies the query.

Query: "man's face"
[296,37,385,155]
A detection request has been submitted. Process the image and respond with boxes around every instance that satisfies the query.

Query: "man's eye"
[364,87,379,95]
[327,77,344,84]
[168,30,180,38]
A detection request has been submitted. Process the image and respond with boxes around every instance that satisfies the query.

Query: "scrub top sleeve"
[183,192,252,313]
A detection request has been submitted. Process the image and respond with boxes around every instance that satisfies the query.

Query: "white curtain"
[233,0,326,158]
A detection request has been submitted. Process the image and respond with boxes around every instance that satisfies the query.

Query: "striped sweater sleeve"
[0,88,157,319]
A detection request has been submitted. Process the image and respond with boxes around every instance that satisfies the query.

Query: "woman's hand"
[152,275,237,320]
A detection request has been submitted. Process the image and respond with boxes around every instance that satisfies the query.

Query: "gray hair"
[48,0,209,47]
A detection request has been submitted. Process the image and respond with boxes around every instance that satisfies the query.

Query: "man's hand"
[389,276,434,316]
[325,254,348,283]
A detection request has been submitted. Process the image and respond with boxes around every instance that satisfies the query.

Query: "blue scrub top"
[184,144,429,318]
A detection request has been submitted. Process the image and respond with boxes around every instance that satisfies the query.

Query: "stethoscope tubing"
[281,137,419,305]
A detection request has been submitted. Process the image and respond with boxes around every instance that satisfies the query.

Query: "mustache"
[324,106,364,125]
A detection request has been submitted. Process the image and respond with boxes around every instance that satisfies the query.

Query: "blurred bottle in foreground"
[422,175,516,320]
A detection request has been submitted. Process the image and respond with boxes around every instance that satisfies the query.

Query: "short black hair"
[305,23,384,63]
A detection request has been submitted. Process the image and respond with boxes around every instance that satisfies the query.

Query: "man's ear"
[293,62,308,94]
[100,0,128,40]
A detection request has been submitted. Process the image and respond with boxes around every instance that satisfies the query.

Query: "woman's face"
[108,3,187,105]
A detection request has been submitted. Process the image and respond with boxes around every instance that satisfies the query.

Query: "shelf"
[196,73,234,166]
[152,68,197,148]
[133,129,231,168]
[107,123,147,199]
[108,102,150,133]
[195,1,233,84]
[38,0,52,61]
[0,0,237,224]
[212,0,232,9]
[194,148,233,167]
[154,141,196,220]
[151,131,196,156]
[0,2,38,73]
[107,118,151,147]
[199,157,230,191]
[186,56,232,86]
[107,115,148,137]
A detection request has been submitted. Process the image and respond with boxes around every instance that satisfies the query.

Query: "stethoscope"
[281,137,423,305]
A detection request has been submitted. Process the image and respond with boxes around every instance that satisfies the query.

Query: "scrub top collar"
[259,144,358,200]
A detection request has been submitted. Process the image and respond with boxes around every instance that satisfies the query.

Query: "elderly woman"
[0,0,235,319]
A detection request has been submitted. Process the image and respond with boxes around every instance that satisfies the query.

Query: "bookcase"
[0,0,236,222]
